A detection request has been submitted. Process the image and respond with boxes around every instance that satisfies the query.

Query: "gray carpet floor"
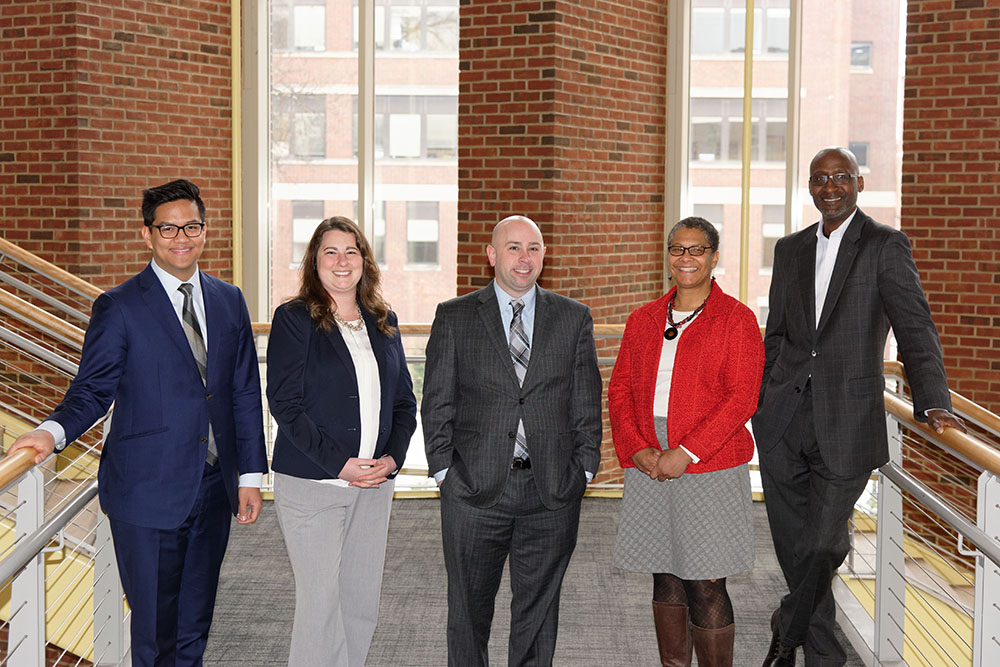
[206,498,864,666]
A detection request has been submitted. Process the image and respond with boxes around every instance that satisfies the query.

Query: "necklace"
[333,311,365,331]
[664,282,712,340]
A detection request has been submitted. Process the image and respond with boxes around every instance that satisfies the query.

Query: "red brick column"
[0,0,235,289]
[459,0,668,484]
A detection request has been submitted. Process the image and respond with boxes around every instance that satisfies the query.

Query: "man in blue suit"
[10,179,268,667]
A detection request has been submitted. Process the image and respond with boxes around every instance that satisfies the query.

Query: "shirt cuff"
[433,468,448,485]
[238,473,263,489]
[37,421,67,452]
[678,445,700,464]
[585,471,594,483]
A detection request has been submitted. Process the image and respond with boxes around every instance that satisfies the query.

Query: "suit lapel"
[525,287,553,385]
[816,212,864,336]
[138,265,202,380]
[477,285,520,386]
[323,320,360,390]
[797,226,818,335]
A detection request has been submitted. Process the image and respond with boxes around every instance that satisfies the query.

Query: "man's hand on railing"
[236,486,263,525]
[927,408,968,435]
[7,429,56,465]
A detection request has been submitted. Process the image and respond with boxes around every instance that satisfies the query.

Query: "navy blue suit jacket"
[266,300,416,479]
[49,264,268,529]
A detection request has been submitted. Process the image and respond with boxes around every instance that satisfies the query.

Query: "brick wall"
[0,0,235,290]
[902,0,1000,413]
[901,0,1000,565]
[458,0,668,484]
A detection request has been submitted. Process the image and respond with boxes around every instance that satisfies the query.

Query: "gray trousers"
[274,472,395,667]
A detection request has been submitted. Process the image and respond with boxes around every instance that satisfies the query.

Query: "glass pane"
[269,0,357,311]
[375,0,459,323]
[691,9,725,55]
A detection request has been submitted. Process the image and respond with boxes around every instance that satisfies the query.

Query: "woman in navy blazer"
[267,216,417,667]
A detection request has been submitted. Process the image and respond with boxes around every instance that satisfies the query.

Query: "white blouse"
[319,317,382,487]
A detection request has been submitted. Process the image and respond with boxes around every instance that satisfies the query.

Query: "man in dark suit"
[753,147,966,667]
[10,179,268,667]
[422,215,603,667]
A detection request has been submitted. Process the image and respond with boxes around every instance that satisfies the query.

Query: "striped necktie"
[179,282,218,466]
[510,299,530,460]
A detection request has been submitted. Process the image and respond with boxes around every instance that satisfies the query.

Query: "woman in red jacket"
[609,216,764,667]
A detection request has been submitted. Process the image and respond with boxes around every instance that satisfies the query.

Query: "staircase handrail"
[0,236,103,301]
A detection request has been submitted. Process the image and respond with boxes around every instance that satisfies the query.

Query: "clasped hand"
[631,446,692,482]
[340,455,397,488]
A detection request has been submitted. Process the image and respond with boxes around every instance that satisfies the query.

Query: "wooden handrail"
[0,448,39,492]
[884,359,1000,435]
[251,322,628,337]
[883,392,1000,477]
[0,236,104,301]
[0,288,87,348]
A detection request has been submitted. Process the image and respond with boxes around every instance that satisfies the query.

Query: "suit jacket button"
[794,386,801,393]
[811,350,817,357]
[508,431,515,439]
[206,393,212,400]
[519,398,525,404]
[200,437,208,443]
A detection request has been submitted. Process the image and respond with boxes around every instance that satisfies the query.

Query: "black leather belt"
[511,458,531,470]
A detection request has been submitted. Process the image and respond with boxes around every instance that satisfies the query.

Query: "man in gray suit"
[422,215,602,667]
[753,147,966,667]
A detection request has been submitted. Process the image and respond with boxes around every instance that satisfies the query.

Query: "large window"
[268,0,459,327]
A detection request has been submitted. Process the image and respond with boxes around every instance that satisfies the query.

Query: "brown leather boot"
[652,601,692,666]
[691,623,735,667]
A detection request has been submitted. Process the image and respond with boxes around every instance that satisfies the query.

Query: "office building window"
[761,205,784,270]
[272,1,326,52]
[291,201,325,264]
[406,202,439,265]
[354,1,459,52]
[849,141,870,168]
[690,98,786,163]
[691,0,789,56]
[851,42,873,69]
[353,201,387,265]
[273,94,326,159]
[353,96,458,159]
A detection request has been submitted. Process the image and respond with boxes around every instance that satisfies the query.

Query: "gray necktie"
[179,283,218,466]
[510,299,530,460]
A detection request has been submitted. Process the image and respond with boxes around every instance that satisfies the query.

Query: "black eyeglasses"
[150,222,206,239]
[668,244,713,257]
[809,172,856,187]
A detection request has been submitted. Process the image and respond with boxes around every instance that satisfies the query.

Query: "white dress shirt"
[814,209,857,327]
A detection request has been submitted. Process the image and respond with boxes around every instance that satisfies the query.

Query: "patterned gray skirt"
[613,417,754,579]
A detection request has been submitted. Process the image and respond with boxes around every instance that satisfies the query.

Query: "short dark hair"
[667,216,720,251]
[141,179,206,226]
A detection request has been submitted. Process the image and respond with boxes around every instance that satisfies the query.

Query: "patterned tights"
[652,573,734,629]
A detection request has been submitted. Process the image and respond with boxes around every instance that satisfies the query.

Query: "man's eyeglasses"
[150,222,206,239]
[667,244,713,257]
[808,172,857,187]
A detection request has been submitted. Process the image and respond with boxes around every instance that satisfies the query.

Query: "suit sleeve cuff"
[433,468,448,485]
[238,473,263,489]
[585,471,594,483]
[37,421,67,452]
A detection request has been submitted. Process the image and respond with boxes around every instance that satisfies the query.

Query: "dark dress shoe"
[762,609,797,666]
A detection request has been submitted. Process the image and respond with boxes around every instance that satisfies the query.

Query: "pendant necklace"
[664,282,713,340]
[333,304,365,332]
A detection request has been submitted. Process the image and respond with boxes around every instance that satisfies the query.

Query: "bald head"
[491,215,543,248]
[809,146,860,174]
